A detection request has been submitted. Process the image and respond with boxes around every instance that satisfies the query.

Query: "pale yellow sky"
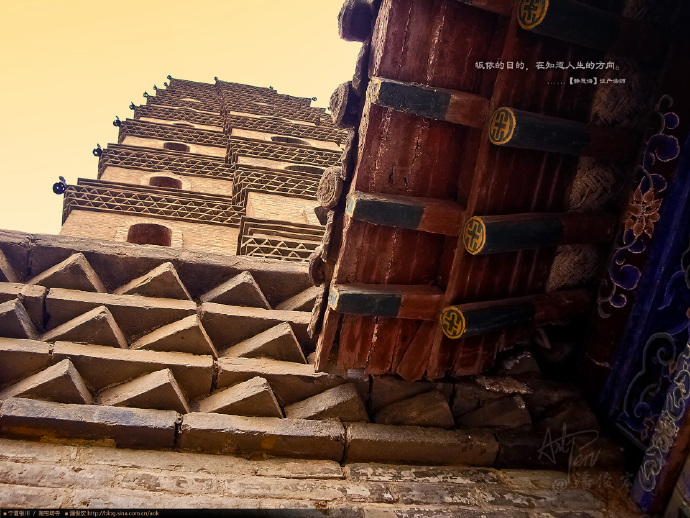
[0,1,361,235]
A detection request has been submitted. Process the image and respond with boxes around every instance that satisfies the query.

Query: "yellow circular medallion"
[518,0,549,30]
[440,306,466,339]
[488,108,516,145]
[463,217,486,255]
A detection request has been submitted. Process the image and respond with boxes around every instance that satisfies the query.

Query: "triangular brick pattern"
[221,322,306,364]
[28,253,105,293]
[114,262,191,300]
[284,383,368,422]
[275,286,321,312]
[195,376,283,417]
[131,315,217,357]
[0,249,19,283]
[42,305,128,348]
[200,271,271,309]
[0,359,92,405]
[97,368,189,414]
[0,299,38,340]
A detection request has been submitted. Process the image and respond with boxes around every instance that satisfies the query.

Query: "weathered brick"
[458,395,532,429]
[200,271,271,309]
[254,458,344,479]
[45,288,197,342]
[114,261,191,300]
[346,423,498,466]
[0,298,38,339]
[52,341,213,399]
[29,253,105,293]
[0,359,93,404]
[196,376,282,417]
[345,464,499,484]
[275,286,321,312]
[41,305,128,348]
[217,356,344,405]
[201,302,312,352]
[374,391,453,429]
[285,383,368,422]
[97,368,189,413]
[0,283,46,329]
[222,322,307,364]
[0,337,51,385]
[0,397,177,449]
[131,314,217,357]
[370,376,452,414]
[179,413,345,461]
[0,482,68,508]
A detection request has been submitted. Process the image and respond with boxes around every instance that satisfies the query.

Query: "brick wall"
[60,210,238,255]
[246,193,320,225]
[120,136,226,158]
[231,128,341,151]
[100,166,234,197]
[138,116,223,132]
[0,437,637,514]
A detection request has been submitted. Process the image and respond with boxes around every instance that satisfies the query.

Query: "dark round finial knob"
[167,74,172,80]
[113,116,121,127]
[92,144,102,157]
[129,102,135,110]
[143,91,149,98]
[52,181,66,195]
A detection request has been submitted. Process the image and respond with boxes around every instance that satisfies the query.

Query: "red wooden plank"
[396,321,437,381]
[314,307,340,371]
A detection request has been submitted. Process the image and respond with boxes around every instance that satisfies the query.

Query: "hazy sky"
[0,1,360,235]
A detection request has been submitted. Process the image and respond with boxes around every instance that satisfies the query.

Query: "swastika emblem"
[489,108,515,145]
[441,306,466,339]
[463,217,486,255]
[518,0,549,30]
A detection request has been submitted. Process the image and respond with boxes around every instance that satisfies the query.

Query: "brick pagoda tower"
[59,77,344,260]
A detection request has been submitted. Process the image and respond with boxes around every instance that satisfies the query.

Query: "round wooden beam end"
[317,167,344,209]
[517,0,549,30]
[463,217,487,255]
[440,306,466,339]
[488,108,516,146]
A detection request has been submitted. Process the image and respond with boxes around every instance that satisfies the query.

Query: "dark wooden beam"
[462,212,616,255]
[345,191,465,235]
[368,78,489,129]
[328,283,444,320]
[454,0,513,16]
[440,289,591,339]
[516,0,664,61]
[488,107,638,160]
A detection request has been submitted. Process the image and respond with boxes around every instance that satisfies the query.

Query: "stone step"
[374,390,454,429]
[131,315,217,357]
[200,271,271,309]
[0,397,177,449]
[179,413,345,461]
[45,288,197,343]
[0,299,38,340]
[0,359,92,405]
[217,357,345,406]
[195,376,283,417]
[221,322,306,364]
[275,286,321,312]
[97,369,189,414]
[114,262,191,300]
[41,305,127,348]
[200,302,312,353]
[28,253,105,293]
[345,423,498,466]
[369,376,452,414]
[0,283,46,330]
[284,383,368,422]
[51,341,213,400]
[0,338,52,386]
